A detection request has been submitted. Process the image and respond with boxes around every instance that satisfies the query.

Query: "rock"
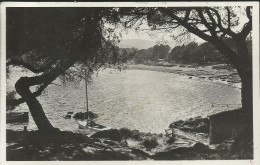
[215,141,232,150]
[67,112,73,115]
[169,120,184,128]
[63,115,71,119]
[119,128,141,140]
[90,129,122,141]
[73,112,99,120]
[192,142,209,151]
[194,122,209,133]
[103,140,119,146]
[170,117,210,133]
[180,125,195,132]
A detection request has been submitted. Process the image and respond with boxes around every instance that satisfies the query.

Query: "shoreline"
[7,113,252,160]
[127,64,241,89]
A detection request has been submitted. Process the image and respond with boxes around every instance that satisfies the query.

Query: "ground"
[6,116,253,160]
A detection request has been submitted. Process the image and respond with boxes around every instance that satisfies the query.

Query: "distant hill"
[117,39,177,50]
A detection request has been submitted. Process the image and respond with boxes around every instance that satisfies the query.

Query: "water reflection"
[7,68,241,133]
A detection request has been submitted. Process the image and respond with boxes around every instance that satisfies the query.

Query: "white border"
[0,2,259,165]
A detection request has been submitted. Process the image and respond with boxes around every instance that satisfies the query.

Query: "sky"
[121,28,205,44]
[118,7,250,45]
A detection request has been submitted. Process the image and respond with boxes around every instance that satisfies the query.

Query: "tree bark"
[15,77,56,132]
[239,65,253,121]
[236,40,253,120]
[14,60,74,132]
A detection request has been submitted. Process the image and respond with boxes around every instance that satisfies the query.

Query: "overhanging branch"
[159,8,213,42]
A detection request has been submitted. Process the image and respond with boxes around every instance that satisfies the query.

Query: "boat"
[7,112,29,123]
[78,120,110,132]
[78,69,110,134]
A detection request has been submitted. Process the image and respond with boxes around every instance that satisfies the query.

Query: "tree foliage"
[6,7,124,131]
[7,7,121,109]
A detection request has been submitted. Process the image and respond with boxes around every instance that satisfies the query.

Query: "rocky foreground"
[7,116,252,160]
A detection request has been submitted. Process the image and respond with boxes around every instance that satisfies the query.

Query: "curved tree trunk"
[240,70,253,119]
[15,77,56,132]
[235,40,253,139]
[236,40,253,119]
[239,65,253,140]
[14,60,74,132]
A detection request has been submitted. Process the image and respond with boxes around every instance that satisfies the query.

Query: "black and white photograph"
[0,1,259,163]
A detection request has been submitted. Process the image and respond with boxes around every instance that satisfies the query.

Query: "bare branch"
[205,9,217,29]
[159,8,213,42]
[206,7,237,38]
[197,9,217,37]
[246,6,252,20]
[226,7,231,30]
[183,9,191,22]
[238,7,252,39]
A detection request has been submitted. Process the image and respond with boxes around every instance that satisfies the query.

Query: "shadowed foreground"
[7,117,253,160]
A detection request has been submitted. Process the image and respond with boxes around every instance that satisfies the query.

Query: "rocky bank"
[7,114,252,161]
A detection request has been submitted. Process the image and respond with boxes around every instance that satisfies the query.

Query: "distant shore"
[127,64,241,89]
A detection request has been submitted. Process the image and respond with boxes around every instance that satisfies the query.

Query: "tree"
[134,47,154,64]
[168,42,227,65]
[168,45,184,63]
[119,7,253,122]
[180,42,198,64]
[6,7,120,132]
[118,47,138,63]
[152,44,171,60]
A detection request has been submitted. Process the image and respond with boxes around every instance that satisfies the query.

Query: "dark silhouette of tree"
[6,7,120,132]
[152,44,171,60]
[168,41,229,65]
[118,47,138,63]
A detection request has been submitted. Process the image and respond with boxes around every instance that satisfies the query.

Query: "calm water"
[7,68,241,133]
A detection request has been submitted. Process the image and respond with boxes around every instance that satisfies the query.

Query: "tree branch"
[159,8,213,42]
[246,6,252,20]
[205,9,217,30]
[12,59,75,107]
[7,59,55,73]
[238,6,252,39]
[197,9,217,37]
[206,7,237,38]
[226,7,231,30]
[183,9,191,22]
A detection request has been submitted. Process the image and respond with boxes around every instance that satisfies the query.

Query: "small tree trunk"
[235,40,253,121]
[15,77,56,132]
[240,67,253,122]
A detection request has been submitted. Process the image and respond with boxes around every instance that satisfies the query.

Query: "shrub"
[142,137,159,149]
[119,128,141,140]
[166,136,176,144]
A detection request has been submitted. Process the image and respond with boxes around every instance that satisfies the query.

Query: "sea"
[6,67,241,133]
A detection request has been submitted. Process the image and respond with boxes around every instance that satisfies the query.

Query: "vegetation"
[6,7,253,135]
[6,8,121,131]
[118,38,251,66]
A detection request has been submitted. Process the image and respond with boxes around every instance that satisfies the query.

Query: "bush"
[166,136,176,144]
[142,137,159,149]
[119,128,141,140]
